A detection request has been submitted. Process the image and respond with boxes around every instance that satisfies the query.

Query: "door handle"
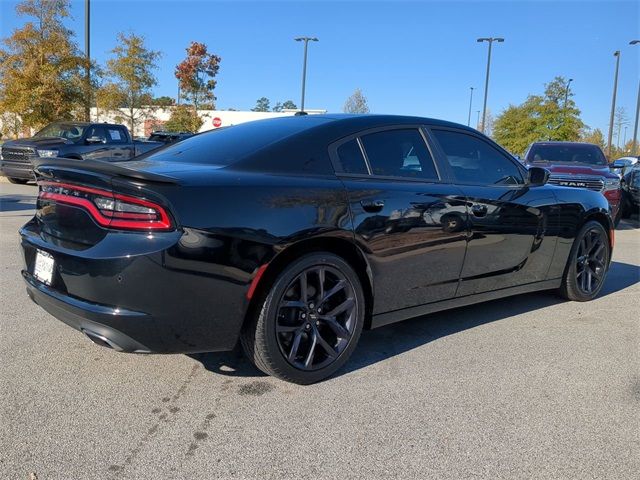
[471,204,488,217]
[361,200,385,213]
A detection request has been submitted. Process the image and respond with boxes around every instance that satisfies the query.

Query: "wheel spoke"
[591,267,603,281]
[315,330,338,358]
[277,324,301,333]
[299,271,308,302]
[323,317,350,339]
[585,232,593,253]
[317,267,325,303]
[281,300,305,309]
[304,331,317,368]
[288,331,303,361]
[591,241,604,257]
[325,297,354,318]
[319,280,346,306]
[585,268,593,292]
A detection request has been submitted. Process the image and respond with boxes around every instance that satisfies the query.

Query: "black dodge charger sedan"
[20,115,613,384]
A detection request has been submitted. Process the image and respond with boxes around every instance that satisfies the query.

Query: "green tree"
[175,41,221,111]
[493,76,584,155]
[281,100,297,110]
[151,96,176,107]
[0,0,90,130]
[580,128,605,149]
[252,97,270,112]
[97,32,161,133]
[343,88,370,114]
[273,100,297,112]
[163,105,203,133]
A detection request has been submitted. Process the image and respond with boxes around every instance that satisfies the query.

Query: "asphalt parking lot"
[1,180,638,480]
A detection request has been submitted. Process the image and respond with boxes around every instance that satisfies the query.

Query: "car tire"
[558,220,610,302]
[7,177,29,184]
[241,252,365,384]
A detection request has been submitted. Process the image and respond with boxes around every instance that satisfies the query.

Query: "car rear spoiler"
[33,157,180,184]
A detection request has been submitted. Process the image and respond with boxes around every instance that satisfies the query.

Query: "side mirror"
[85,136,104,144]
[528,166,550,186]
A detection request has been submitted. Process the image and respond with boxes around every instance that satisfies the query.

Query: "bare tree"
[343,88,370,114]
[614,107,629,148]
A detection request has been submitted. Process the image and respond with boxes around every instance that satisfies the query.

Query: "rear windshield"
[136,116,330,165]
[527,144,607,166]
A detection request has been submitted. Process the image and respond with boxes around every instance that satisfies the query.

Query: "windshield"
[528,144,607,166]
[34,123,86,141]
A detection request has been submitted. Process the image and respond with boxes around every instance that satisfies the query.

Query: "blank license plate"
[34,250,55,285]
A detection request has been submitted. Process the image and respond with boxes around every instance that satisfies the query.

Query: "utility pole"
[84,0,91,121]
[607,51,621,159]
[467,87,474,126]
[294,37,318,113]
[630,40,640,155]
[477,37,504,133]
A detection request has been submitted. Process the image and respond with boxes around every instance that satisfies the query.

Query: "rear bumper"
[20,219,250,354]
[24,271,152,352]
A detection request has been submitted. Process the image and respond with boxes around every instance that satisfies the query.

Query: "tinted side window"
[106,127,127,144]
[360,129,438,180]
[431,130,523,185]
[86,126,107,143]
[336,139,368,174]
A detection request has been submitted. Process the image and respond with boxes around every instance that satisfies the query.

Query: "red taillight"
[38,182,172,231]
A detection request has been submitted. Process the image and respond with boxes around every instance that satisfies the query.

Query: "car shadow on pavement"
[0,194,36,213]
[189,261,639,381]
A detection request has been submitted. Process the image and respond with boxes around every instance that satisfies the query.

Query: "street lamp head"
[630,40,640,45]
[294,36,319,42]
[495,37,505,42]
[614,50,620,56]
[477,37,490,43]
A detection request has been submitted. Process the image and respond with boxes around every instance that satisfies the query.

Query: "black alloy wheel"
[574,227,607,295]
[559,220,611,301]
[275,265,357,371]
[241,253,365,384]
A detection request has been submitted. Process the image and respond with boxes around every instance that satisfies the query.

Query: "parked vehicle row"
[0,123,193,183]
[20,114,613,384]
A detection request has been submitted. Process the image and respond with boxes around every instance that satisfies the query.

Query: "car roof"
[300,113,475,130]
[529,141,601,147]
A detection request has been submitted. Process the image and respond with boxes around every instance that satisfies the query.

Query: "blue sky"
[1,0,639,136]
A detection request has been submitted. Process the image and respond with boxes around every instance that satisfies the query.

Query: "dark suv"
[524,142,621,223]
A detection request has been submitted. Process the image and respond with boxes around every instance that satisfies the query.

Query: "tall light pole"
[477,37,504,133]
[294,37,318,113]
[564,78,573,108]
[476,110,481,130]
[607,51,621,159]
[630,40,640,155]
[84,0,91,121]
[467,87,474,126]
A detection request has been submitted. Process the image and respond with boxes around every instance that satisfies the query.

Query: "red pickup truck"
[524,141,621,224]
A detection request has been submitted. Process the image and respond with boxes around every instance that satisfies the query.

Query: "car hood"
[3,137,74,149]
[529,163,617,178]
